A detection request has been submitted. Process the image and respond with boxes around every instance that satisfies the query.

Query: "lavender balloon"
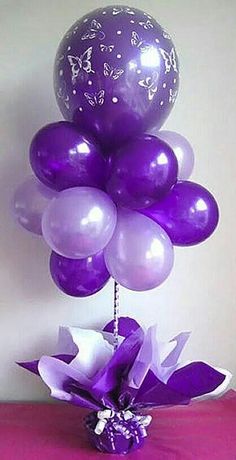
[154,130,195,180]
[141,181,219,246]
[54,6,179,149]
[50,250,110,297]
[42,187,117,258]
[104,208,174,291]
[106,135,178,209]
[13,176,57,235]
[30,121,105,191]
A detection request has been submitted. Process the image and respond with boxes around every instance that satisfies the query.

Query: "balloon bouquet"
[15,5,228,456]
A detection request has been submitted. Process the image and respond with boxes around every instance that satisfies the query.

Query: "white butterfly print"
[163,29,172,40]
[81,19,105,41]
[68,47,94,84]
[112,7,134,15]
[160,48,178,73]
[169,88,178,104]
[138,72,158,101]
[100,44,114,53]
[139,20,153,30]
[131,31,152,52]
[143,13,152,19]
[103,63,124,80]
[57,81,70,109]
[55,54,65,66]
[84,90,105,107]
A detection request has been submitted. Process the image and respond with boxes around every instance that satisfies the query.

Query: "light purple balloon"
[13,176,58,235]
[104,208,174,291]
[42,187,117,259]
[151,130,194,180]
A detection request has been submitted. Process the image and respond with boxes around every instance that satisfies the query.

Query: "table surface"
[0,391,236,460]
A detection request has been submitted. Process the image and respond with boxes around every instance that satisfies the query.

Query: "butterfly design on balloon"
[55,54,65,67]
[131,31,152,52]
[68,47,94,84]
[112,7,135,15]
[138,72,158,101]
[81,19,105,41]
[160,48,178,74]
[56,81,70,109]
[103,63,124,80]
[100,44,114,53]
[169,88,178,104]
[163,29,172,40]
[138,20,153,30]
[84,90,105,107]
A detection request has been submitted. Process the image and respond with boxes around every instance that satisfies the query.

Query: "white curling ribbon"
[94,409,152,436]
[94,419,107,435]
[136,414,152,427]
[123,410,133,421]
[95,409,115,435]
[97,409,114,419]
[135,414,152,437]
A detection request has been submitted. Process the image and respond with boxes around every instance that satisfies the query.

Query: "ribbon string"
[113,281,120,351]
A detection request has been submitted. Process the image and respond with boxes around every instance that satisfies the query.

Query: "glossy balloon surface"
[13,176,57,235]
[106,135,178,209]
[154,130,194,180]
[141,181,219,246]
[30,121,106,191]
[42,187,117,258]
[104,208,174,290]
[50,250,110,297]
[54,6,179,149]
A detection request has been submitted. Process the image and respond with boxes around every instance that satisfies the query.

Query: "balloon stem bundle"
[113,281,120,351]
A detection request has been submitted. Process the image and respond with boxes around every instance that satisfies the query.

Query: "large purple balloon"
[104,208,174,291]
[141,181,219,246]
[106,135,178,209]
[50,250,110,297]
[42,187,117,258]
[54,6,179,149]
[13,176,57,235]
[153,130,195,180]
[30,121,105,191]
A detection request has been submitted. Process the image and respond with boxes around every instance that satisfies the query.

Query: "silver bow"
[94,408,152,436]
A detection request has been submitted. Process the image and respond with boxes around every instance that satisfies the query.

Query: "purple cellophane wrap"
[18,317,231,454]
[85,411,145,454]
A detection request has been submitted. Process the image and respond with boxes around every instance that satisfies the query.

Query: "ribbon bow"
[94,408,152,436]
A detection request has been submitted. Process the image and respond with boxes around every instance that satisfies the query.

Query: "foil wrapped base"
[85,411,147,455]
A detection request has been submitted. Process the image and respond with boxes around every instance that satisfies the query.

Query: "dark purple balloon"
[141,181,219,246]
[54,6,179,150]
[103,317,140,337]
[50,250,110,297]
[106,135,178,209]
[30,121,106,191]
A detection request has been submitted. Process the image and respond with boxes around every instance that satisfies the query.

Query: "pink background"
[1,391,236,459]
